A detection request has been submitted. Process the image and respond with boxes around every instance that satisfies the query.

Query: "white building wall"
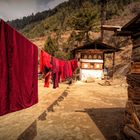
[80,59,104,81]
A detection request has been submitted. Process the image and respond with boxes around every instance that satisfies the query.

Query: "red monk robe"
[40,50,52,88]
[43,67,51,87]
[70,59,78,73]
[44,72,51,87]
[40,50,52,73]
[52,57,60,88]
[0,20,9,115]
[0,20,38,116]
[59,60,65,82]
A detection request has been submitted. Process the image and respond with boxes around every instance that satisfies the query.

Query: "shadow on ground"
[17,120,37,140]
[17,89,69,140]
[76,107,127,140]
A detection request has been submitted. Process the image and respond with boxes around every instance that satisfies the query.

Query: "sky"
[0,0,68,21]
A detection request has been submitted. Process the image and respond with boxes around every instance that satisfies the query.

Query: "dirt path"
[34,81,127,140]
[0,81,68,140]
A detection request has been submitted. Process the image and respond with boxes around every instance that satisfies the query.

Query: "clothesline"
[40,50,78,89]
[37,46,75,62]
[0,19,78,116]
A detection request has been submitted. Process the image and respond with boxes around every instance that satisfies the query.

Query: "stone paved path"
[34,81,127,140]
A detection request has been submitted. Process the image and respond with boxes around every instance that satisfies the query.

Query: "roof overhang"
[114,13,140,36]
[72,40,120,53]
[115,31,133,36]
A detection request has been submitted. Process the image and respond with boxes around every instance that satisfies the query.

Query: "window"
[98,54,102,59]
[88,54,92,59]
[94,63,103,70]
[81,62,90,69]
[81,62,103,70]
[90,63,94,69]
[81,53,103,60]
[84,54,88,59]
[93,54,97,59]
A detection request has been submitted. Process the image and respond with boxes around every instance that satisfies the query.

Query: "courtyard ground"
[0,79,127,140]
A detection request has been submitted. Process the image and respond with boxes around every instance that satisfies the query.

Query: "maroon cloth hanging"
[40,50,52,88]
[59,60,65,82]
[44,72,51,87]
[39,46,78,89]
[0,20,9,115]
[63,61,73,79]
[63,59,78,80]
[52,57,60,89]
[70,59,78,73]
[40,50,52,73]
[0,20,38,116]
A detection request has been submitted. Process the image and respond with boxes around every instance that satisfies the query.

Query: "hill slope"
[8,0,140,77]
[9,0,140,39]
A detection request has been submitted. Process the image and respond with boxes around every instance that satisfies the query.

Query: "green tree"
[44,36,58,56]
[69,1,99,42]
[54,51,70,60]
[68,31,85,49]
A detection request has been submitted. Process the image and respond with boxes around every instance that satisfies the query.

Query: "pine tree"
[44,36,58,56]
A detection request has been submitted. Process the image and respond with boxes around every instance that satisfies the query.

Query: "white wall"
[80,59,104,81]
[80,69,103,81]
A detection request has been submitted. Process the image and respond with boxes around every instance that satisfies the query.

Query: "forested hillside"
[7,0,140,68]
[8,0,140,39]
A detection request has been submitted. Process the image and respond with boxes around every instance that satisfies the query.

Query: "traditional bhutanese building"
[72,40,119,81]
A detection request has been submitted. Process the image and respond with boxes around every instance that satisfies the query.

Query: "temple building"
[72,40,118,81]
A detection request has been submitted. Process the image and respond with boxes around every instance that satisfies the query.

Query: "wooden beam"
[124,124,140,140]
[132,32,140,38]
[131,62,140,74]
[132,112,140,130]
[115,31,133,36]
[101,25,121,31]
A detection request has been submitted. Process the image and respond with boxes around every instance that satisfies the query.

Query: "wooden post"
[112,51,115,80]
[103,52,105,69]
[100,0,107,42]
